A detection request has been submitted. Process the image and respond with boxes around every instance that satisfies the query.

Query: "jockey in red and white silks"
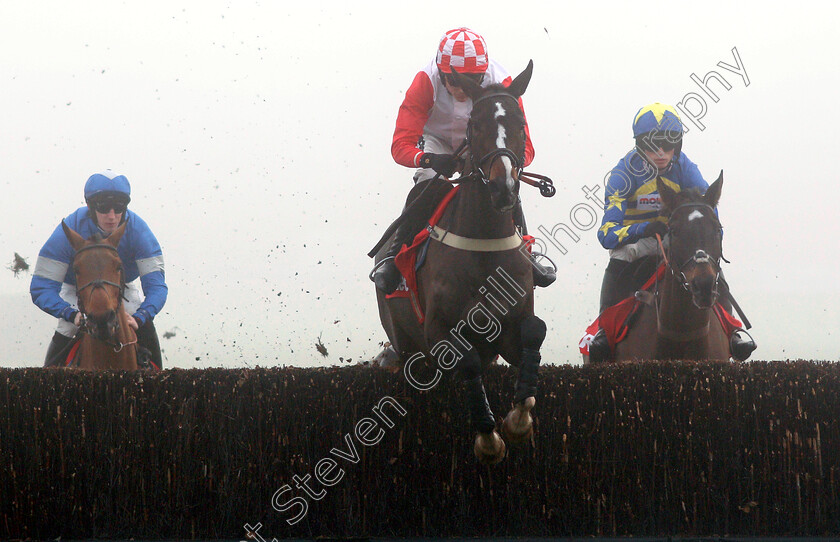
[391,57,536,183]
[374,27,552,295]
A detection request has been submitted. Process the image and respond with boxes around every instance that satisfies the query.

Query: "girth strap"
[429,225,523,252]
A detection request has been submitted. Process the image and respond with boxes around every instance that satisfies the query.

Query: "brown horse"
[62,221,139,370]
[613,173,730,362]
[375,61,547,464]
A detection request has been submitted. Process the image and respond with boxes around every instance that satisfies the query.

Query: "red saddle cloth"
[384,185,462,323]
[579,263,744,358]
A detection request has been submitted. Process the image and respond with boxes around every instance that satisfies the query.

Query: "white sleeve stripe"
[33,256,69,282]
[137,255,164,277]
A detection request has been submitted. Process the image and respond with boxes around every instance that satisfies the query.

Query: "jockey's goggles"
[91,200,127,214]
[640,133,681,152]
[445,72,484,87]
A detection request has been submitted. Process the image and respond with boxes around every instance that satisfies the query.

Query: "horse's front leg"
[459,347,506,465]
[503,315,546,444]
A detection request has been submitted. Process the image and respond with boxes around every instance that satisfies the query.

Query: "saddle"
[579,263,744,357]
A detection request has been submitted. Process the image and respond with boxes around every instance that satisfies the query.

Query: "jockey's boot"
[44,331,72,367]
[716,278,757,362]
[513,202,556,288]
[530,257,557,288]
[465,376,496,434]
[372,225,412,295]
[373,178,452,295]
[588,328,611,363]
[136,319,163,370]
[730,330,757,361]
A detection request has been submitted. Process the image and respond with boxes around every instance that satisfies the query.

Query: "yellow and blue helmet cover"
[632,103,683,138]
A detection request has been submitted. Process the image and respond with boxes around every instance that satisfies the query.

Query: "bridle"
[462,92,525,188]
[457,91,556,198]
[660,202,724,304]
[73,243,135,352]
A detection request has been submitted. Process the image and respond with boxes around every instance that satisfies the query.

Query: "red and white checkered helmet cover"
[435,27,488,74]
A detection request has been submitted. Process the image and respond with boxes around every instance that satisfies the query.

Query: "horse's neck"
[444,183,516,239]
[658,272,711,331]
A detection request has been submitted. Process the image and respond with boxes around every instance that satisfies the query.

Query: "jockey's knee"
[520,316,546,350]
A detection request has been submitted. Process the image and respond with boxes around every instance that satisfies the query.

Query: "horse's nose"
[91,310,117,329]
[689,274,718,309]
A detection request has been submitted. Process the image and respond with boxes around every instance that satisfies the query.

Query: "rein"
[461,92,556,197]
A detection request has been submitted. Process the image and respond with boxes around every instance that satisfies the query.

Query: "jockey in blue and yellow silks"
[587,103,755,362]
[598,103,707,252]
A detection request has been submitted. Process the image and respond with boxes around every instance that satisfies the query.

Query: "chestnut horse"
[63,221,139,370]
[614,173,730,361]
[375,61,547,464]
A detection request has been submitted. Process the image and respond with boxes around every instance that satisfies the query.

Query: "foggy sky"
[2,1,838,367]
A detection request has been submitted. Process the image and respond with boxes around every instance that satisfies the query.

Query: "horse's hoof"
[502,396,535,445]
[474,430,506,465]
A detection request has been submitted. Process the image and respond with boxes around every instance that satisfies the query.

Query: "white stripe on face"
[688,210,704,222]
[493,101,515,190]
[494,102,505,119]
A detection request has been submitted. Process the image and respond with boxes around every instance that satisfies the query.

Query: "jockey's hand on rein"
[124,311,139,331]
[643,220,668,239]
[419,153,459,177]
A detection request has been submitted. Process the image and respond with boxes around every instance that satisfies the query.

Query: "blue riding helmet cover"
[84,170,131,203]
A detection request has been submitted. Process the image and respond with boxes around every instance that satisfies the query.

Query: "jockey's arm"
[129,218,168,327]
[391,71,434,168]
[136,269,167,326]
[30,222,78,323]
[597,174,648,250]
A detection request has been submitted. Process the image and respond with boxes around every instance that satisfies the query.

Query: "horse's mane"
[89,233,107,242]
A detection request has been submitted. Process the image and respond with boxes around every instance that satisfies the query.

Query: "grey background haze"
[2,1,838,367]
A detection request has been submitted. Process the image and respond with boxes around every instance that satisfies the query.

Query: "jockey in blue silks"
[30,171,168,368]
[587,103,755,362]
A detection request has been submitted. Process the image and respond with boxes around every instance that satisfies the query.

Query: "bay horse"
[613,173,730,362]
[62,221,139,370]
[375,61,547,464]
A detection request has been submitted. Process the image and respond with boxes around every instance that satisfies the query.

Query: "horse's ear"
[449,66,484,101]
[506,60,533,98]
[704,170,723,208]
[656,176,679,213]
[62,221,87,251]
[106,221,127,248]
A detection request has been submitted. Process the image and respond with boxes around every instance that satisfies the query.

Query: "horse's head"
[452,60,533,213]
[63,221,127,341]
[657,172,724,309]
